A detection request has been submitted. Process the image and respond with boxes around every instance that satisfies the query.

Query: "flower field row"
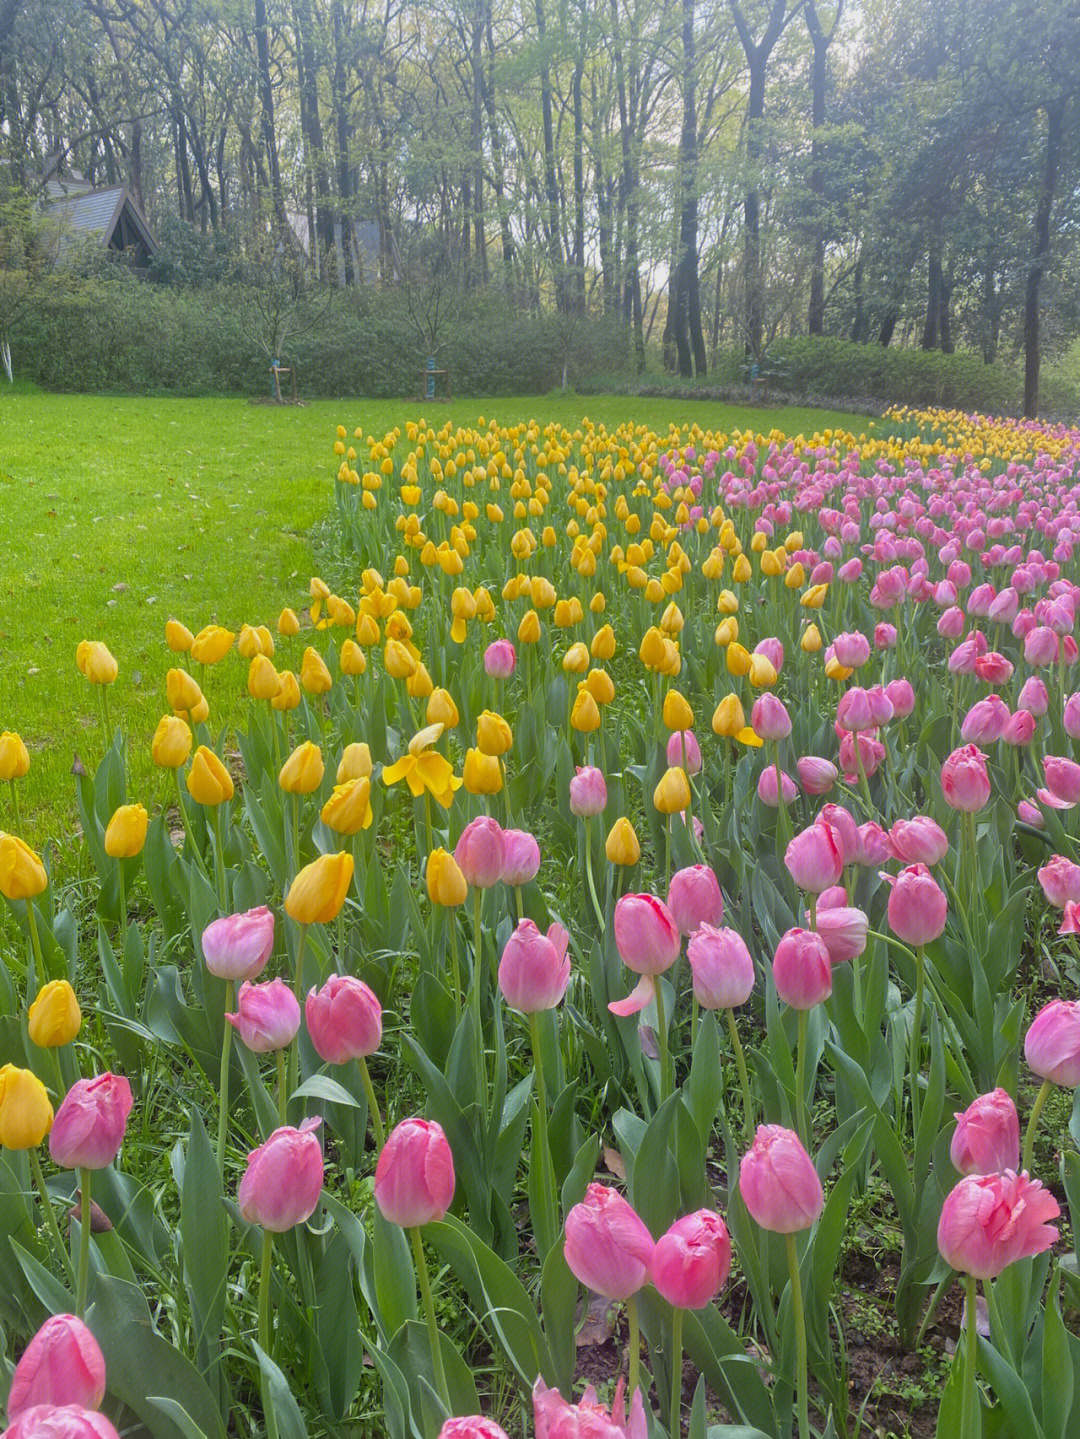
[3,405,1080,1439]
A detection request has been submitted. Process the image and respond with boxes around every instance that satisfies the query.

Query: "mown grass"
[0,388,875,858]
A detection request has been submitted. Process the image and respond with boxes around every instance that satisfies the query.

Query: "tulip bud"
[427,848,468,906]
[950,1089,1020,1176]
[190,625,234,665]
[667,865,723,935]
[305,976,382,1064]
[772,928,833,1008]
[653,765,691,814]
[187,746,234,806]
[940,744,991,812]
[0,833,48,900]
[165,619,194,652]
[569,765,607,817]
[687,924,755,1010]
[239,1118,324,1231]
[498,919,571,1012]
[337,742,373,783]
[166,667,204,715]
[501,829,541,886]
[606,817,640,866]
[279,741,325,795]
[272,671,301,711]
[463,747,503,794]
[1024,998,1080,1087]
[374,1117,455,1227]
[202,907,275,982]
[712,693,745,737]
[455,817,506,889]
[6,1315,106,1420]
[796,757,837,795]
[886,864,948,946]
[321,777,373,835]
[278,608,301,636]
[226,978,301,1053]
[152,715,192,769]
[784,823,844,893]
[0,1064,54,1149]
[426,688,459,729]
[285,852,354,925]
[652,1210,732,1309]
[49,1074,132,1170]
[738,1125,823,1233]
[0,731,30,781]
[104,803,148,860]
[563,1183,654,1299]
[78,641,118,686]
[28,981,82,1049]
[476,710,513,756]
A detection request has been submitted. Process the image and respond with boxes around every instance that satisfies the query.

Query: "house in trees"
[40,163,158,269]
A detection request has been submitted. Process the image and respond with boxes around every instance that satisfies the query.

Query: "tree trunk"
[805,1,832,334]
[612,0,644,368]
[922,233,943,350]
[254,0,287,232]
[535,0,565,307]
[1024,96,1066,419]
[572,34,586,312]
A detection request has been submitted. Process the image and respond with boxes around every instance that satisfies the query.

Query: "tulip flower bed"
[4,403,1080,1439]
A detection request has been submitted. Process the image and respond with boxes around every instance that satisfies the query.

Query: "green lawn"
[0,389,875,856]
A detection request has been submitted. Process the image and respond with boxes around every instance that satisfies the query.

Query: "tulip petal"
[608,973,655,1016]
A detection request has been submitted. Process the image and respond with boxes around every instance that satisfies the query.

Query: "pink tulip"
[784,823,844,893]
[937,1171,1059,1279]
[751,693,791,742]
[887,816,948,866]
[1019,799,1046,828]
[1025,999,1080,1087]
[7,1317,106,1421]
[773,929,832,1008]
[754,636,785,673]
[738,1125,824,1233]
[374,1117,455,1227]
[1060,902,1080,935]
[1024,625,1059,666]
[940,744,991,811]
[501,830,541,886]
[866,685,894,728]
[884,678,916,718]
[796,757,837,795]
[438,1421,510,1439]
[533,1376,646,1439]
[498,919,571,1013]
[305,975,382,1064]
[937,607,965,640]
[238,1118,324,1231]
[757,766,798,807]
[226,978,301,1053]
[483,640,516,679]
[563,1183,654,1299]
[839,730,884,780]
[1044,756,1080,806]
[49,1075,132,1171]
[201,906,274,982]
[813,906,869,964]
[667,865,723,936]
[950,1090,1020,1176]
[1038,855,1080,908]
[1064,693,1080,739]
[609,893,681,1017]
[666,729,702,775]
[960,697,1009,745]
[817,804,859,864]
[1,1408,121,1439]
[1002,710,1035,746]
[1018,676,1049,716]
[687,924,755,1010]
[836,687,874,733]
[651,1209,731,1309]
[853,821,889,867]
[569,765,607,817]
[885,864,948,946]
[874,623,897,650]
[833,631,870,668]
[454,817,506,889]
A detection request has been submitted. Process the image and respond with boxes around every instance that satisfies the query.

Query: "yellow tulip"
[28,980,81,1048]
[278,608,301,637]
[727,642,751,677]
[426,848,468,907]
[585,667,615,705]
[0,1065,53,1149]
[321,777,373,835]
[591,624,616,660]
[0,732,30,781]
[476,711,513,757]
[104,803,148,859]
[553,599,576,628]
[571,687,601,733]
[279,742,324,795]
[785,562,806,589]
[78,640,118,685]
[717,589,739,615]
[463,747,503,795]
[662,690,694,731]
[248,654,283,701]
[605,817,641,866]
[238,624,268,660]
[187,746,234,806]
[427,689,460,729]
[339,640,366,679]
[152,715,193,769]
[715,616,739,646]
[712,694,746,737]
[272,671,302,711]
[384,640,417,680]
[0,834,48,900]
[166,668,204,714]
[653,766,691,814]
[165,619,194,653]
[732,555,752,584]
[590,592,606,614]
[337,742,373,783]
[191,625,235,666]
[301,647,333,695]
[382,725,462,808]
[801,624,822,653]
[518,609,542,645]
[801,584,828,610]
[563,642,590,674]
[825,655,854,682]
[406,662,434,699]
[285,851,354,925]
[639,626,667,671]
[748,654,778,688]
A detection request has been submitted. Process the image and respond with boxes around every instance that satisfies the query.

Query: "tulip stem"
[356,1054,385,1150]
[410,1226,451,1410]
[337,909,346,976]
[725,1007,755,1144]
[276,1048,288,1126]
[101,685,112,740]
[584,817,605,932]
[795,1008,809,1143]
[910,946,925,1133]
[172,770,209,878]
[626,1292,640,1396]
[669,1304,684,1439]
[852,736,874,815]
[75,1168,91,1317]
[1022,1077,1053,1174]
[292,794,302,879]
[29,1146,73,1283]
[9,778,22,834]
[118,862,128,947]
[655,976,672,1102]
[448,915,462,1011]
[786,1233,809,1439]
[961,1273,979,1438]
[290,927,308,1098]
[24,897,47,984]
[258,1230,281,1439]
[217,980,234,1175]
[664,817,672,893]
[514,883,524,922]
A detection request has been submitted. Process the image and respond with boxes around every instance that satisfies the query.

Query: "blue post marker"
[426,356,436,399]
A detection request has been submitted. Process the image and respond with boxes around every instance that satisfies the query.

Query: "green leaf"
[540,1239,577,1394]
[252,1342,310,1439]
[1041,1275,1073,1439]
[291,1073,362,1109]
[373,1206,418,1334]
[181,1108,228,1394]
